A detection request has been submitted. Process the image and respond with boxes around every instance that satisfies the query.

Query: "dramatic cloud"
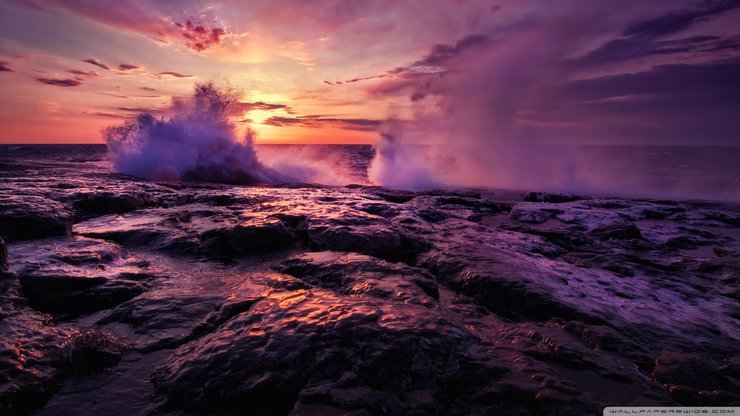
[573,1,740,68]
[175,20,225,52]
[264,115,380,131]
[411,34,491,68]
[0,61,13,72]
[118,63,139,71]
[36,77,82,87]
[17,0,227,52]
[328,34,492,89]
[2,0,739,151]
[158,71,193,78]
[82,58,110,70]
[622,0,740,39]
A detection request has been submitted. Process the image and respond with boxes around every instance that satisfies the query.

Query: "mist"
[368,13,740,201]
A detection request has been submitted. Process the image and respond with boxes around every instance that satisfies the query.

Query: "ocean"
[1,144,739,201]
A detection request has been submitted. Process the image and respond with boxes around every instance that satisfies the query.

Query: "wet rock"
[0,237,7,271]
[0,195,73,241]
[305,214,409,262]
[562,252,635,276]
[509,204,561,224]
[369,188,417,203]
[197,214,305,256]
[417,208,450,223]
[75,209,199,254]
[230,217,299,252]
[10,237,151,315]
[151,289,492,415]
[652,351,740,405]
[421,241,602,324]
[3,170,740,413]
[277,251,439,305]
[652,351,738,393]
[99,291,225,351]
[70,191,156,218]
[589,222,642,240]
[523,192,581,203]
[353,201,400,218]
[0,283,69,415]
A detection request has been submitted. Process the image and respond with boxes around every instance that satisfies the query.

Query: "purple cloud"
[232,101,292,113]
[82,58,110,70]
[623,0,740,39]
[118,63,139,71]
[158,71,193,78]
[264,115,380,131]
[175,20,225,52]
[36,77,83,87]
[20,1,226,52]
[68,69,99,77]
[0,61,13,72]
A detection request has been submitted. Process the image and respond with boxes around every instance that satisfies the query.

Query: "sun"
[245,109,272,125]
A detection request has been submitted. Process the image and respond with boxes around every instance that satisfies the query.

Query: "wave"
[105,82,283,184]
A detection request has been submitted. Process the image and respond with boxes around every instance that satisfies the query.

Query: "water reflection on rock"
[0,168,739,415]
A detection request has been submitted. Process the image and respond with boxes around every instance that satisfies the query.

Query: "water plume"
[368,16,740,201]
[105,82,282,184]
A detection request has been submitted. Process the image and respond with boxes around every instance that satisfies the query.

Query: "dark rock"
[11,237,151,315]
[353,202,399,218]
[421,189,481,199]
[509,204,561,224]
[0,237,7,271]
[75,209,200,254]
[20,274,144,315]
[524,192,581,203]
[420,243,603,324]
[652,351,738,393]
[151,289,492,415]
[418,208,450,223]
[71,191,156,218]
[589,222,642,240]
[306,217,401,261]
[230,217,298,252]
[99,291,225,351]
[0,289,70,415]
[370,189,417,204]
[277,251,439,305]
[0,195,73,241]
[562,252,635,276]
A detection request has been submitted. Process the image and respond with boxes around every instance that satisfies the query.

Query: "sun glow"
[246,109,274,125]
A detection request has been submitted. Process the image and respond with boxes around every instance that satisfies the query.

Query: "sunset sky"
[0,0,738,144]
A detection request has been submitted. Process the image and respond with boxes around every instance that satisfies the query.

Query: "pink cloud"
[19,0,226,52]
[36,77,83,87]
[118,63,139,71]
[175,20,225,52]
[158,71,193,78]
[82,58,110,70]
[68,69,99,77]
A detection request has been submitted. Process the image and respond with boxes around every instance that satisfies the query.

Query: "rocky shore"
[1,172,739,415]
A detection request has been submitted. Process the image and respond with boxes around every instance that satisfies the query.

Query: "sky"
[0,0,738,144]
